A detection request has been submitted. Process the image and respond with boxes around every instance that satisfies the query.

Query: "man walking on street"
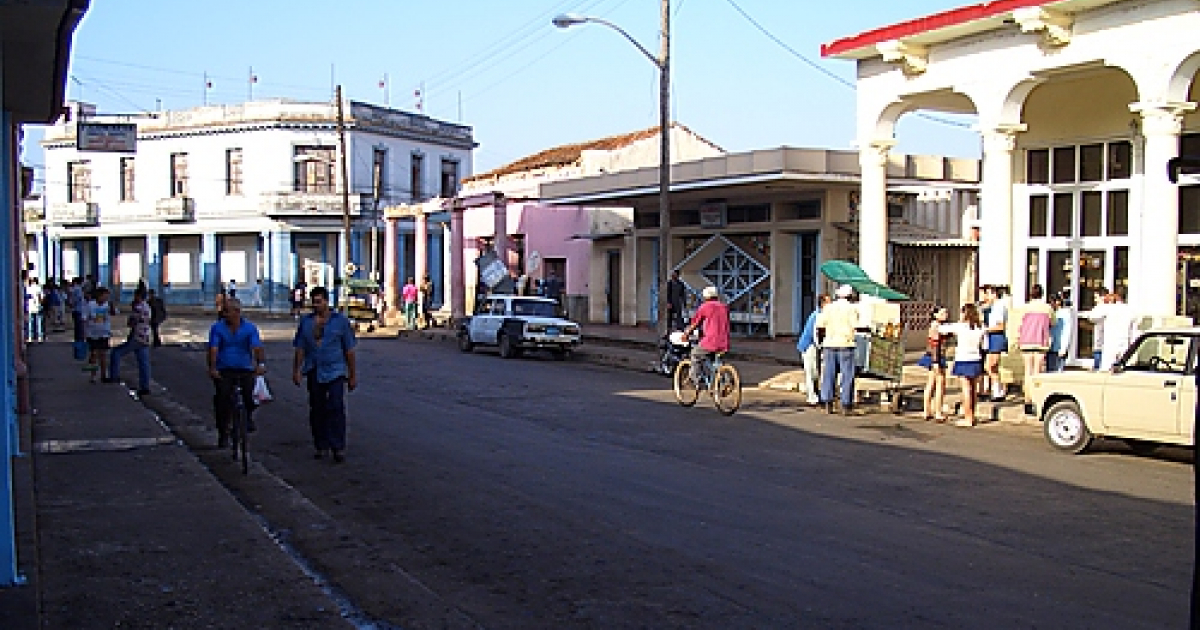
[665,270,687,331]
[817,285,864,415]
[293,286,358,463]
[110,287,152,396]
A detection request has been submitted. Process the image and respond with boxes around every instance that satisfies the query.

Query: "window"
[777,199,822,220]
[1026,249,1040,296]
[293,146,335,193]
[226,148,243,195]
[372,148,387,201]
[1052,193,1073,237]
[1079,144,1104,182]
[1181,186,1200,235]
[1107,141,1132,180]
[440,158,459,198]
[170,152,189,198]
[119,157,135,202]
[1080,191,1102,237]
[410,153,424,201]
[1052,146,1076,184]
[726,204,770,223]
[1026,149,1049,184]
[67,161,91,203]
[1107,190,1129,236]
[1029,195,1048,237]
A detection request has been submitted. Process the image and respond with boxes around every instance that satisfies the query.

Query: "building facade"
[30,98,474,308]
[823,0,1200,363]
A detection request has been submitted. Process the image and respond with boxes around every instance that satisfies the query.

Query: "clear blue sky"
[25,0,980,174]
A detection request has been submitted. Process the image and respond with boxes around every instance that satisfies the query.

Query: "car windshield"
[1121,335,1194,374]
[511,300,558,318]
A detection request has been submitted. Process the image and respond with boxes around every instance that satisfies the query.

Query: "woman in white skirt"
[939,303,987,427]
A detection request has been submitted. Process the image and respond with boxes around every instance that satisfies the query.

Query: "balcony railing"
[23,205,46,222]
[261,191,366,218]
[53,202,99,226]
[156,196,196,222]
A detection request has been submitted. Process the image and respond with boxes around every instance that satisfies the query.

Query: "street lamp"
[554,2,673,335]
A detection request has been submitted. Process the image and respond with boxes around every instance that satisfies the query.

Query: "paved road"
[139,316,1195,629]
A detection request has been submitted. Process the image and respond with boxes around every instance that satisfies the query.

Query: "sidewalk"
[0,342,348,629]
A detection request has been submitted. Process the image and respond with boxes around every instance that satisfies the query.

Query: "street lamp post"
[554,2,672,335]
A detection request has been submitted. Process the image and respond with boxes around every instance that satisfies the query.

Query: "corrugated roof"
[464,122,720,183]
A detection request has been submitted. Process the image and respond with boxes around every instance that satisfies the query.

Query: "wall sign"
[699,202,727,229]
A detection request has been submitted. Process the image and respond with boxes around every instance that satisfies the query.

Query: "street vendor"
[816,285,868,415]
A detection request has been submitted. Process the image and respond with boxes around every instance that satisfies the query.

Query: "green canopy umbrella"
[819,260,909,301]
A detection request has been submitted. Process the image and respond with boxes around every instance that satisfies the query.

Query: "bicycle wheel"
[673,359,700,407]
[234,406,249,474]
[712,365,742,415]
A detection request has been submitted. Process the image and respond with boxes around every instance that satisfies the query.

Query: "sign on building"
[77,123,137,152]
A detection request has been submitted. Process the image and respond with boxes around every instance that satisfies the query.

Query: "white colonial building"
[29,98,474,307]
[823,0,1200,361]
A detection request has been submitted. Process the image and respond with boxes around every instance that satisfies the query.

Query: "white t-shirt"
[25,286,42,314]
[939,322,987,362]
[987,298,1009,330]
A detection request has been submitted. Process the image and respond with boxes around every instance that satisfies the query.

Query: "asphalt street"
[138,316,1195,629]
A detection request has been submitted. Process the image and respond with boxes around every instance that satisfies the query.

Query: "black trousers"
[307,373,347,451]
[150,322,163,347]
[212,369,257,439]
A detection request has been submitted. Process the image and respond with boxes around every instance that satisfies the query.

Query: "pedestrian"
[1086,289,1139,371]
[796,293,829,406]
[665,270,687,331]
[83,287,115,384]
[1047,292,1072,373]
[291,281,307,319]
[292,286,358,463]
[43,279,62,333]
[81,274,95,297]
[918,305,951,421]
[148,289,168,347]
[207,298,266,449]
[402,277,419,329]
[249,279,264,308]
[109,287,152,396]
[227,278,237,297]
[68,277,86,343]
[24,277,44,343]
[214,288,227,321]
[543,270,564,316]
[682,286,731,383]
[981,284,1011,401]
[940,303,987,427]
[420,274,435,329]
[1017,284,1054,396]
[1085,288,1110,370]
[817,284,864,415]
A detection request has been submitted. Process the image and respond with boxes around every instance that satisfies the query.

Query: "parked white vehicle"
[1026,328,1198,454]
[457,295,581,359]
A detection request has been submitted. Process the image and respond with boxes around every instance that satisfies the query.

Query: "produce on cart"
[343,278,380,332]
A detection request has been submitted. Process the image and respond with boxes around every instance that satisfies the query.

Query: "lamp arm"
[584,17,662,68]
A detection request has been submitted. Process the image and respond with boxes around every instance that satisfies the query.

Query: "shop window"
[1181,186,1200,234]
[1029,195,1048,237]
[1107,141,1132,180]
[1080,191,1102,237]
[1181,134,1200,177]
[1052,193,1073,237]
[1027,149,1049,184]
[1079,144,1104,182]
[1052,147,1076,184]
[1107,190,1128,236]
[727,204,770,224]
[777,199,821,221]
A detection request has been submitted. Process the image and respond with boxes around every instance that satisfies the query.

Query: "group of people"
[399,275,437,329]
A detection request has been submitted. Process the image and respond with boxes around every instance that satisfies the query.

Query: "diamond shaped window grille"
[700,243,768,304]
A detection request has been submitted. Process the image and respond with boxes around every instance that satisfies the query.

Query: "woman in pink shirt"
[402,277,419,329]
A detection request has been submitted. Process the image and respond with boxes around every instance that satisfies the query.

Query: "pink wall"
[461,202,592,295]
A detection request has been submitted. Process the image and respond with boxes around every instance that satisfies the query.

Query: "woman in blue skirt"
[939,303,987,427]
[918,306,950,421]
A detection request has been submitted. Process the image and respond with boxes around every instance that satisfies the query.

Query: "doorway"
[794,232,819,331]
[295,238,331,290]
[605,250,621,324]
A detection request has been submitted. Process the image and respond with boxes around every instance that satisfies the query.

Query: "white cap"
[835,284,854,298]
[702,286,719,299]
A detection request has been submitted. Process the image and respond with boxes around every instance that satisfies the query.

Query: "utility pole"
[656,0,671,336]
[335,85,353,303]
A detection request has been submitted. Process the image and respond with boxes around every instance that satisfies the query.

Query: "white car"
[457,295,582,359]
[1027,328,1198,454]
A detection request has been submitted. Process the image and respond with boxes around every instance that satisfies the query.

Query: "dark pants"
[667,306,684,331]
[109,340,150,391]
[213,370,256,440]
[150,322,163,347]
[71,311,84,343]
[307,372,347,452]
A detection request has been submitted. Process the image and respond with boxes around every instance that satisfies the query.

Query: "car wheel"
[1043,400,1093,454]
[498,333,518,359]
[1123,438,1160,456]
[457,330,474,353]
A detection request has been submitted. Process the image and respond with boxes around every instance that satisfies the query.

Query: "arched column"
[449,200,466,323]
[858,139,894,282]
[491,192,507,269]
[1130,101,1196,313]
[415,211,428,287]
[978,125,1025,287]
[383,216,399,314]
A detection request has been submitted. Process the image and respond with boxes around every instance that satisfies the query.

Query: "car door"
[481,299,505,344]
[469,299,495,344]
[1102,333,1191,438]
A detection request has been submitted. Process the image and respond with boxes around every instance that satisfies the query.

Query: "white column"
[1130,101,1196,314]
[857,140,894,282]
[978,125,1024,287]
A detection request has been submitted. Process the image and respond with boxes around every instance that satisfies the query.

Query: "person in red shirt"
[682,286,731,377]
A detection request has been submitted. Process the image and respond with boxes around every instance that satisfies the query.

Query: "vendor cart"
[342,278,381,332]
[819,260,909,411]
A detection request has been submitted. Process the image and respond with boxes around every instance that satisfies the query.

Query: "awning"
[820,260,909,301]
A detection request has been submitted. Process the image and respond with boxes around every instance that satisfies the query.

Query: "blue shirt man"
[206,299,265,449]
[209,317,264,370]
[292,286,358,462]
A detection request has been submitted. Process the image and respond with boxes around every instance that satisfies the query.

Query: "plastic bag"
[252,375,274,405]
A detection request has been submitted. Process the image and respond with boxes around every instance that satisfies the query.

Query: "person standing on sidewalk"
[109,287,152,396]
[918,306,951,421]
[292,286,358,463]
[420,274,435,329]
[207,298,266,449]
[402,277,419,330]
[981,284,1011,401]
[25,277,44,343]
[148,289,168,347]
[796,293,829,406]
[665,270,687,331]
[1047,292,1073,372]
[940,303,987,427]
[68,277,86,343]
[817,285,865,415]
[83,287,115,384]
[1018,284,1055,397]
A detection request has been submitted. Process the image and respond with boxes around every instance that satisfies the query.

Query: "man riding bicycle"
[682,286,730,378]
[207,298,266,448]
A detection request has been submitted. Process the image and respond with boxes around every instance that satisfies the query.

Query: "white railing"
[53,202,99,226]
[156,196,195,222]
[261,191,366,217]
